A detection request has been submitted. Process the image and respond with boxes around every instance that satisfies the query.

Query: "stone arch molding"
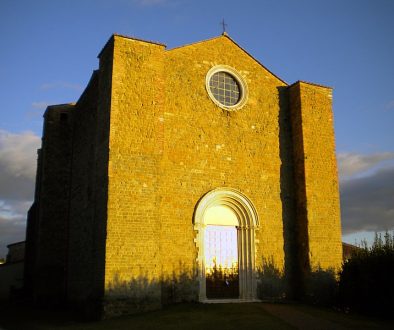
[194,188,260,301]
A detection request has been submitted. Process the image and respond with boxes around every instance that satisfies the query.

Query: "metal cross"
[221,19,227,34]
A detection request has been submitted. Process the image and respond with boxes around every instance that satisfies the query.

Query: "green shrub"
[256,258,286,300]
[338,232,394,317]
[304,267,337,306]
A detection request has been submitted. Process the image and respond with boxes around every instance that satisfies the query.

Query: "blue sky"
[0,0,394,257]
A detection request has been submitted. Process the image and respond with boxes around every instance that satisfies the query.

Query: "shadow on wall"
[104,265,199,318]
[105,258,338,320]
[277,85,309,301]
[257,257,337,307]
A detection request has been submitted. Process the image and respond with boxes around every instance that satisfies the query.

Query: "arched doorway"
[194,188,259,301]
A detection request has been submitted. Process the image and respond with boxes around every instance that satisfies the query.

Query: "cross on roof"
[220,19,227,34]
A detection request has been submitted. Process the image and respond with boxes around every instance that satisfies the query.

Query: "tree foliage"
[338,232,394,317]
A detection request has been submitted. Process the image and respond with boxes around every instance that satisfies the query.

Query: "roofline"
[98,33,166,58]
[224,34,288,86]
[7,241,25,248]
[288,80,333,90]
[96,34,335,89]
[167,34,224,52]
[76,70,99,106]
[342,242,361,248]
[46,103,76,108]
[168,33,288,86]
[43,103,75,118]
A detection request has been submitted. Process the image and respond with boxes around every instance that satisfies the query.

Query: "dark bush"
[257,258,337,305]
[338,232,394,317]
[256,258,286,300]
[304,267,337,306]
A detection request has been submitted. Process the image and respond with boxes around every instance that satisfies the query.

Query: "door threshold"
[201,298,261,303]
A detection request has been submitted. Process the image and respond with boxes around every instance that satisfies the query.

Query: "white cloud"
[133,0,169,6]
[0,130,40,257]
[340,166,394,235]
[337,152,394,179]
[0,130,40,200]
[385,100,394,111]
[0,200,30,258]
[31,101,50,110]
[0,211,26,258]
[40,81,83,91]
[338,152,394,236]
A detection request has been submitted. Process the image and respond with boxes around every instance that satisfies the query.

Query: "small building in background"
[0,241,25,300]
[342,242,361,261]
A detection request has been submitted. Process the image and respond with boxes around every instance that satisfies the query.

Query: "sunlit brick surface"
[26,34,343,317]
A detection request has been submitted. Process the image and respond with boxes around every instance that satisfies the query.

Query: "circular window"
[209,72,240,107]
[206,66,248,110]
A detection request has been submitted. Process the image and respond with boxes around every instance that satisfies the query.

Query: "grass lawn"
[293,304,394,330]
[1,302,393,330]
[0,303,295,330]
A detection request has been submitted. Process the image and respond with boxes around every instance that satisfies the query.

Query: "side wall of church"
[67,40,115,318]
[288,82,342,275]
[24,150,42,295]
[30,104,74,301]
[93,41,116,306]
[67,71,104,313]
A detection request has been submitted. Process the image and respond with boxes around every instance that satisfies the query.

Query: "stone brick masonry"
[24,33,342,317]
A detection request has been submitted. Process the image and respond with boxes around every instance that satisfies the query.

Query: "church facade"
[24,33,342,317]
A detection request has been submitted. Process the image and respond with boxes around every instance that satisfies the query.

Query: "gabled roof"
[98,33,287,85]
[97,33,333,89]
[98,33,166,58]
[288,80,333,90]
[168,33,288,85]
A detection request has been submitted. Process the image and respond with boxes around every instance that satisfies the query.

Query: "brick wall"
[67,71,100,306]
[24,34,343,316]
[33,104,74,301]
[289,81,342,275]
[161,35,287,277]
[103,35,290,312]
[103,36,165,314]
[66,39,114,317]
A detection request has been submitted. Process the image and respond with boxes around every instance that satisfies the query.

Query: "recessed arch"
[194,188,259,301]
[204,205,238,226]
